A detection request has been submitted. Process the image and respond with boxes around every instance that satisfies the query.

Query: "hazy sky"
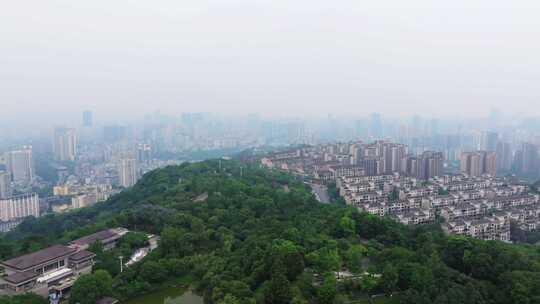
[2,0,540,122]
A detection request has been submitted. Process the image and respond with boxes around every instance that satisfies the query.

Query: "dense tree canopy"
[1,160,540,303]
[70,270,113,304]
[0,294,47,304]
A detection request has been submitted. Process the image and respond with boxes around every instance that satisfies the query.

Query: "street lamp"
[119,256,124,273]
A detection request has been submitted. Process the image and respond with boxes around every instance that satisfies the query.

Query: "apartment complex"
[53,127,77,162]
[262,142,540,242]
[118,158,138,188]
[460,151,497,177]
[261,141,443,181]
[4,148,34,184]
[0,193,40,232]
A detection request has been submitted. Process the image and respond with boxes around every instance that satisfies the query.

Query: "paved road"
[311,183,331,203]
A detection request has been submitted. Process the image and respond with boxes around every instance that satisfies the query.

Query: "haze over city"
[2,1,540,303]
[3,0,540,124]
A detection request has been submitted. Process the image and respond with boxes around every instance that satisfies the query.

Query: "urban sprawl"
[262,141,540,242]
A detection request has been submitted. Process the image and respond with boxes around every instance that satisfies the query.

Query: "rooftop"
[3,270,38,284]
[69,250,96,261]
[2,245,76,271]
[70,229,119,246]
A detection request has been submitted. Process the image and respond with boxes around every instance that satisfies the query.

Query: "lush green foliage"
[326,183,346,205]
[511,222,540,245]
[0,294,47,304]
[70,270,114,304]
[1,160,540,303]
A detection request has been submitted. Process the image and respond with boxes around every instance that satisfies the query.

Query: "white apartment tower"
[0,193,40,223]
[5,147,34,184]
[118,158,138,188]
[53,127,77,161]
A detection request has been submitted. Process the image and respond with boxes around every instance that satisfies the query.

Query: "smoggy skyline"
[2,0,540,122]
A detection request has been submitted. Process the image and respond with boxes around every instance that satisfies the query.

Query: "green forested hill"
[1,160,540,304]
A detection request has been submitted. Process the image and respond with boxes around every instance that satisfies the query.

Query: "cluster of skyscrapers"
[460,151,497,177]
[347,141,443,180]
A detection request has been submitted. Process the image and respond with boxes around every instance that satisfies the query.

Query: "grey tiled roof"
[70,229,118,246]
[2,245,76,271]
[4,270,38,284]
[69,250,96,261]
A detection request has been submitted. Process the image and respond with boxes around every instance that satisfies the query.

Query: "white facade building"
[0,194,40,231]
[118,158,138,188]
[5,148,34,183]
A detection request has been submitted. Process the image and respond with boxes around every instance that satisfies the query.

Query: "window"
[59,260,65,267]
[43,262,59,273]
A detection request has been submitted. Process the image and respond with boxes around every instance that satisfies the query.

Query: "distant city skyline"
[0,107,532,130]
[0,104,537,126]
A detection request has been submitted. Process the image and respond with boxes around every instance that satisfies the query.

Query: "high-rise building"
[404,157,419,178]
[496,142,513,172]
[369,113,383,139]
[0,171,12,199]
[53,127,77,161]
[404,152,444,180]
[118,159,138,188]
[362,157,383,176]
[417,151,444,180]
[462,152,479,176]
[460,151,496,177]
[5,147,34,183]
[382,143,406,174]
[480,131,498,151]
[104,125,127,143]
[484,152,497,176]
[0,193,40,224]
[82,110,93,127]
[517,143,538,175]
[137,144,152,165]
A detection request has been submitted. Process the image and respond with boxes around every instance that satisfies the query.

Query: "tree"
[339,216,356,237]
[0,294,47,304]
[94,270,113,296]
[265,261,293,304]
[345,244,367,272]
[119,231,149,250]
[161,227,191,257]
[139,260,168,283]
[70,271,113,304]
[381,264,399,293]
[317,273,337,304]
[219,294,241,304]
[89,241,121,277]
[307,247,341,273]
[271,239,305,281]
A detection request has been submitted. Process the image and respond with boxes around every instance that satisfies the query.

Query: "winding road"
[311,183,331,204]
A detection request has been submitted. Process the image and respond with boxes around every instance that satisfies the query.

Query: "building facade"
[118,158,138,188]
[4,148,34,184]
[460,151,497,177]
[0,171,12,199]
[0,194,40,231]
[53,127,77,162]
